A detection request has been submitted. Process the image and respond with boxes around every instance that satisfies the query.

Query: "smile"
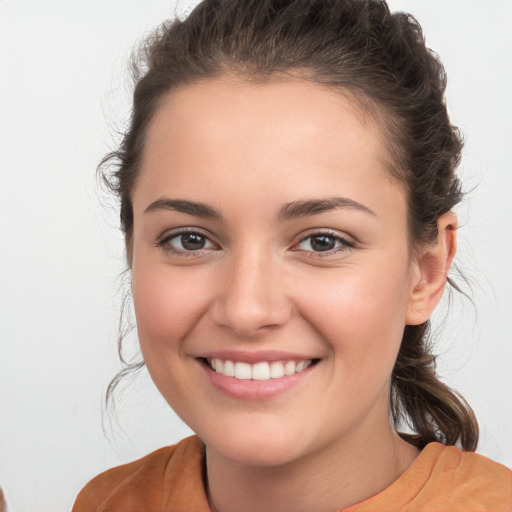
[207,358,314,381]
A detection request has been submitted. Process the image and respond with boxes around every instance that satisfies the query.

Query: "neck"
[205,420,420,512]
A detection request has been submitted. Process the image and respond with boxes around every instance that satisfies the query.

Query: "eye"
[294,232,354,254]
[158,229,217,254]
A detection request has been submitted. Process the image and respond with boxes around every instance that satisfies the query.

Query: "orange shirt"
[73,435,512,512]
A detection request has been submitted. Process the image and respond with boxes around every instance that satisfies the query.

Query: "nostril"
[210,294,293,337]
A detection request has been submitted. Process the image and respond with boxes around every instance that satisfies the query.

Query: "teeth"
[296,360,307,372]
[214,359,223,374]
[252,362,270,380]
[270,361,285,378]
[284,361,296,375]
[234,362,252,380]
[208,358,313,380]
[223,359,235,377]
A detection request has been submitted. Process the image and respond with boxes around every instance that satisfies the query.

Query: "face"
[130,77,421,468]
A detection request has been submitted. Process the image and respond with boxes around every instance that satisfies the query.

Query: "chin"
[212,439,304,469]
[199,421,311,468]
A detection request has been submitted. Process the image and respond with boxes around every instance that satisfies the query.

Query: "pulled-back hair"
[103,0,478,450]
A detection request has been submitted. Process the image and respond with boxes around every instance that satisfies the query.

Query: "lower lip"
[199,360,316,401]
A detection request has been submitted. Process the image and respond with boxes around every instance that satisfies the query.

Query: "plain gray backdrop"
[1,1,511,511]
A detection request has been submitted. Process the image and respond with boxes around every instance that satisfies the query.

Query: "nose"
[210,247,292,338]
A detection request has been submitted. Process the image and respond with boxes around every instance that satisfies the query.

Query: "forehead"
[134,76,404,218]
[144,75,388,161]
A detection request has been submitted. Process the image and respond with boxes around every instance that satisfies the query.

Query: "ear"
[405,212,458,325]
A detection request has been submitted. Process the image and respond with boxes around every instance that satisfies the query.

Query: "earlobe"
[405,212,458,325]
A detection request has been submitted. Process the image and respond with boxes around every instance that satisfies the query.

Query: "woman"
[73,0,511,510]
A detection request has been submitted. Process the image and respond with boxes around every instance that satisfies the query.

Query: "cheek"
[130,263,214,417]
[296,258,411,377]
[131,263,209,355]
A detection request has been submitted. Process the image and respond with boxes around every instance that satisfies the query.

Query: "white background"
[1,1,511,511]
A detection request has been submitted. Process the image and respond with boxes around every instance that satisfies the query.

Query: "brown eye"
[160,230,217,253]
[310,235,336,252]
[294,232,354,254]
[180,233,206,250]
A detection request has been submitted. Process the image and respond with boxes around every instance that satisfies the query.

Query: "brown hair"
[103,0,478,450]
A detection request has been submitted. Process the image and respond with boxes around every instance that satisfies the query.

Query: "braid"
[392,324,478,450]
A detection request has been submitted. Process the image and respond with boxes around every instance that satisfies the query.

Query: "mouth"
[196,354,322,401]
[204,357,317,381]
[196,352,321,400]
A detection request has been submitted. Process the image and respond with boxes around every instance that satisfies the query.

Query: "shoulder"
[407,443,512,511]
[72,435,210,512]
[346,443,512,512]
[430,444,511,486]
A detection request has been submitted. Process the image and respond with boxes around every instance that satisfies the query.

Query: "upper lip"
[195,350,319,364]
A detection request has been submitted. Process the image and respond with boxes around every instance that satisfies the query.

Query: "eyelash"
[156,228,355,257]
[156,228,217,256]
[293,230,355,257]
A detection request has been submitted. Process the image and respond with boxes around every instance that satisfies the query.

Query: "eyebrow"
[278,197,376,220]
[143,196,375,221]
[144,198,222,219]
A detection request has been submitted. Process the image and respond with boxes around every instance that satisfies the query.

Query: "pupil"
[182,233,205,250]
[311,235,335,251]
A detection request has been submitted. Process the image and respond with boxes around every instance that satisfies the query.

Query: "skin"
[130,76,457,512]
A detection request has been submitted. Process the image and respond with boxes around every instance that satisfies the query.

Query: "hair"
[102,0,478,450]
